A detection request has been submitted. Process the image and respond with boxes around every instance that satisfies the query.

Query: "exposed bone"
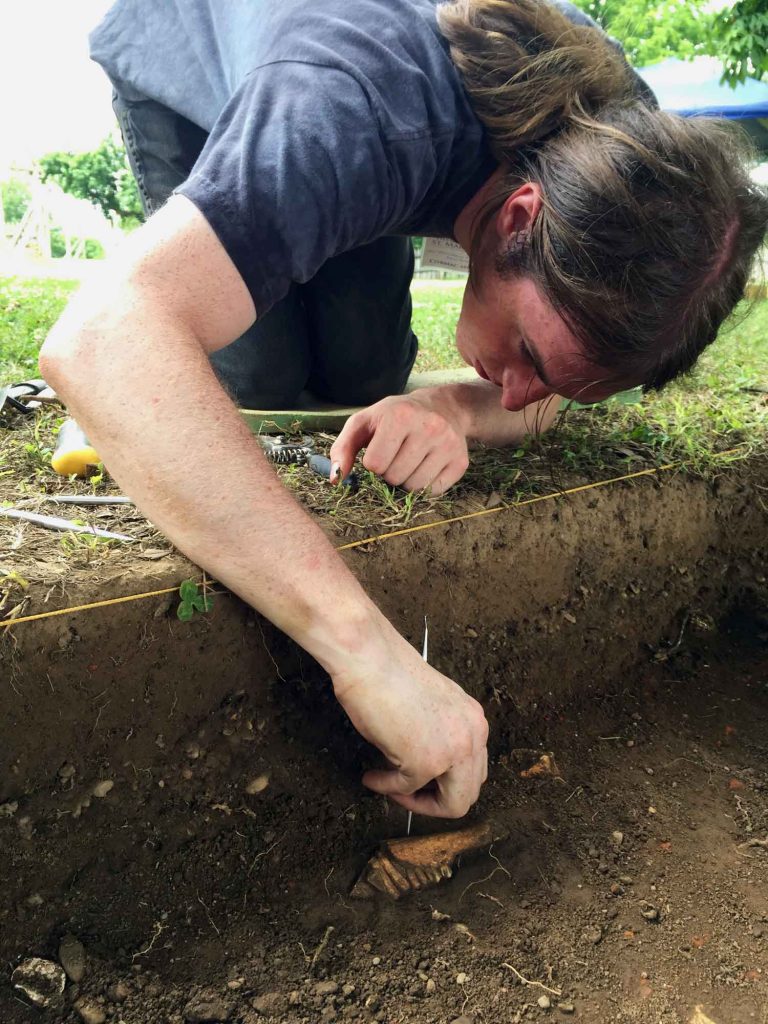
[520,753,563,781]
[351,822,504,899]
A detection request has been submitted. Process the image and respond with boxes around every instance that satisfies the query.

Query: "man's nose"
[500,370,552,411]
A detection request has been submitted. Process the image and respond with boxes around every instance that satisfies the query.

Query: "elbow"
[39,316,108,403]
[39,324,82,395]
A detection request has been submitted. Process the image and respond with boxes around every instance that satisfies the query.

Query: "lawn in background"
[1,277,78,382]
[2,275,767,469]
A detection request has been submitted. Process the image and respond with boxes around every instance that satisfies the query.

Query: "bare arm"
[40,196,487,819]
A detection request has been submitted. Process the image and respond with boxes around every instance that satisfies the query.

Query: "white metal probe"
[406,616,429,837]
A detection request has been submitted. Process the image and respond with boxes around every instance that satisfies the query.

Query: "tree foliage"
[712,0,768,86]
[572,0,767,85]
[571,0,713,67]
[1,178,32,223]
[39,135,143,229]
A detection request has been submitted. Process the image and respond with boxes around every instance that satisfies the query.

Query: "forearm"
[425,381,561,447]
[40,288,389,676]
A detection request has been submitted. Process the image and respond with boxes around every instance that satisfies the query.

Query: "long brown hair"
[439,0,768,391]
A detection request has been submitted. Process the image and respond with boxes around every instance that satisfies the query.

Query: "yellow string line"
[0,446,746,629]
[1,585,180,629]
[337,460,679,551]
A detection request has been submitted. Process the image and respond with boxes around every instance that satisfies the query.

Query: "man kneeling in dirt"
[41,0,768,818]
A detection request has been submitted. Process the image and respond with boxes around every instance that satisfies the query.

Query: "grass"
[1,274,767,544]
[0,277,78,382]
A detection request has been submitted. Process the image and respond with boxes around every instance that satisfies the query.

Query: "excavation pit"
[2,459,767,1024]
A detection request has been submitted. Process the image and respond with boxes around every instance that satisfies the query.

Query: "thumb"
[330,410,376,482]
[362,767,419,797]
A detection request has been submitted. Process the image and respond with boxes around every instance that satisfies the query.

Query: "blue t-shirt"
[90,0,647,315]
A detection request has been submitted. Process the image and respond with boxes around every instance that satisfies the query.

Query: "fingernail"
[330,461,341,484]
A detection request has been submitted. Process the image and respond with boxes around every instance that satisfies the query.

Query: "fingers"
[369,437,468,494]
[401,451,469,495]
[362,767,422,796]
[366,743,488,820]
[386,762,480,819]
[330,410,376,481]
[329,396,470,491]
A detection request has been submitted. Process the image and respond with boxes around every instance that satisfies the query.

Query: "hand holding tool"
[258,435,359,490]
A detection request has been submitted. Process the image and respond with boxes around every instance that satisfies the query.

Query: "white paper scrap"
[420,237,470,273]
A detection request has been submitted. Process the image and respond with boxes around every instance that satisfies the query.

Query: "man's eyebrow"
[522,337,553,388]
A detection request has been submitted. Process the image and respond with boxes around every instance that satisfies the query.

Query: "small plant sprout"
[177,579,215,622]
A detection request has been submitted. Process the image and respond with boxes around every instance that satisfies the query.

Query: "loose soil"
[2,596,767,1024]
[1,441,766,1024]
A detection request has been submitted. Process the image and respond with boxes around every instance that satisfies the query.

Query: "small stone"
[450,1017,474,1024]
[753,926,764,938]
[314,980,339,996]
[92,780,114,799]
[252,992,287,1015]
[245,774,270,795]
[640,902,660,922]
[59,933,87,983]
[184,996,232,1022]
[597,862,609,875]
[425,979,436,994]
[611,831,624,848]
[538,995,551,1009]
[372,956,381,966]
[0,800,18,817]
[107,981,130,1002]
[342,983,355,998]
[74,998,106,1024]
[465,627,478,639]
[11,958,66,1008]
[583,927,603,945]
[557,1002,575,1014]
[456,972,469,984]
[609,883,625,897]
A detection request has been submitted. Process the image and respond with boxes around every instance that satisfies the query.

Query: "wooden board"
[239,367,478,435]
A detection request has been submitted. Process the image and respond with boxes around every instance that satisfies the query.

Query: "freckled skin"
[43,176,616,822]
[456,274,621,412]
[451,178,629,413]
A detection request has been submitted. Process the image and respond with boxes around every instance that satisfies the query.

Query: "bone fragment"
[352,822,503,899]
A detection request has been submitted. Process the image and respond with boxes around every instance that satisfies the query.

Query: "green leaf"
[179,579,199,602]
[176,601,195,622]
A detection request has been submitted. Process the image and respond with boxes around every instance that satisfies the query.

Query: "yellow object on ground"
[690,1007,719,1024]
[51,419,100,477]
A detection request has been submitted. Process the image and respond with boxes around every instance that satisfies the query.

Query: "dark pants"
[112,86,418,409]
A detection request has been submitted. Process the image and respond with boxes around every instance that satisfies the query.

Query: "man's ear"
[496,183,543,242]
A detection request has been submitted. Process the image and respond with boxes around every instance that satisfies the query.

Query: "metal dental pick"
[406,616,429,837]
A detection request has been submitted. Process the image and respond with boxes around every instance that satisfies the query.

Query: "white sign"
[420,237,470,273]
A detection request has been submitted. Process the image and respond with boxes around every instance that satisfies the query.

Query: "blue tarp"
[637,57,768,119]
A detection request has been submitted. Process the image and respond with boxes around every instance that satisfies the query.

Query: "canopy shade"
[637,57,768,120]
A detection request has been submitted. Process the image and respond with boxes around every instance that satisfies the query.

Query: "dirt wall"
[2,460,766,805]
